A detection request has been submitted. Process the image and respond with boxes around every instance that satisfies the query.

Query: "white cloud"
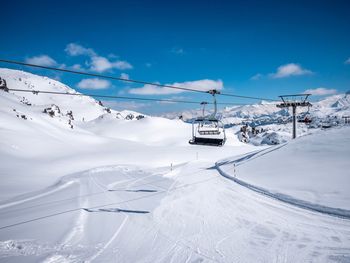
[251,73,263,80]
[25,55,57,67]
[65,43,96,57]
[114,60,133,70]
[89,56,112,72]
[171,47,184,55]
[269,63,313,78]
[303,87,337,96]
[71,64,84,70]
[145,63,152,68]
[156,96,187,105]
[65,43,133,72]
[120,73,129,80]
[76,78,111,90]
[345,58,350,65]
[108,53,118,59]
[102,100,148,111]
[89,56,133,72]
[129,79,223,95]
[157,101,177,105]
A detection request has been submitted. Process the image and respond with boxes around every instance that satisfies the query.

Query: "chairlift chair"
[297,104,312,124]
[189,90,226,146]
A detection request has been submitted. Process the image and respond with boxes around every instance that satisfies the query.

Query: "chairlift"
[297,104,312,124]
[189,90,226,146]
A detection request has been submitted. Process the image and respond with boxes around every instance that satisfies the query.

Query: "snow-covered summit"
[0,68,109,121]
[311,94,350,117]
[162,93,350,126]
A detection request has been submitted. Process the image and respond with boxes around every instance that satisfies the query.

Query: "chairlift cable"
[0,58,278,102]
[7,88,249,106]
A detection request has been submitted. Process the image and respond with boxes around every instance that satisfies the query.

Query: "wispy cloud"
[303,87,337,96]
[156,95,187,105]
[77,78,111,90]
[70,64,84,70]
[113,61,133,70]
[128,79,223,95]
[120,73,129,80]
[156,96,187,104]
[269,63,313,78]
[88,56,131,72]
[65,43,96,57]
[65,43,133,73]
[171,47,184,55]
[102,100,148,111]
[25,55,57,67]
[251,73,263,80]
[345,58,350,65]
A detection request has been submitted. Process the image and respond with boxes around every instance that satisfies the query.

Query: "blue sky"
[1,0,350,114]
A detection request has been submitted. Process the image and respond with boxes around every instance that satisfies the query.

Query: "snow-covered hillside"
[217,127,350,212]
[0,68,349,262]
[0,68,108,121]
[163,95,350,124]
[0,68,253,201]
[162,92,350,146]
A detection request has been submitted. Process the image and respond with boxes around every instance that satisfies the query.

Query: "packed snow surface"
[217,127,350,213]
[0,68,350,262]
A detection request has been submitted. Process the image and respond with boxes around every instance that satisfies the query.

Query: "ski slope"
[0,68,255,201]
[1,162,350,262]
[0,68,350,262]
[217,127,350,213]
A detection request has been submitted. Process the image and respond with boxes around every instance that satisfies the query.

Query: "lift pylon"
[276,94,312,139]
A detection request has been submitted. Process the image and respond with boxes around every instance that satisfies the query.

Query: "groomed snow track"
[216,164,350,220]
[216,145,350,220]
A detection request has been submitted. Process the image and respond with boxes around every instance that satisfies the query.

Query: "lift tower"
[276,94,312,139]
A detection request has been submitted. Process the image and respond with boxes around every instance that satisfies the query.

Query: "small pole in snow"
[171,163,173,171]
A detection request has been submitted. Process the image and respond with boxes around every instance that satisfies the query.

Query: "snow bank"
[217,127,350,211]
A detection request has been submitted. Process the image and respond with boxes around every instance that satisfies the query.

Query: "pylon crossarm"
[276,94,312,139]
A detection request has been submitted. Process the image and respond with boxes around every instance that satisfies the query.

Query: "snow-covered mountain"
[1,68,350,262]
[162,94,350,125]
[160,91,350,145]
[2,67,349,152]
[0,68,247,200]
[0,68,149,123]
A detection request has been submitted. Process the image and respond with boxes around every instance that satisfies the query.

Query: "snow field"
[1,68,350,262]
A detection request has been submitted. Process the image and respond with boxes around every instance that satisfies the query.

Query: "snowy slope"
[163,94,350,147]
[0,68,255,201]
[163,94,350,125]
[81,114,191,146]
[311,94,350,118]
[0,68,350,262]
[1,162,350,262]
[0,68,107,121]
[217,126,350,211]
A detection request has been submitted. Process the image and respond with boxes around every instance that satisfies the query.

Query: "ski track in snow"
[0,180,76,210]
[0,162,350,262]
[216,146,350,220]
[1,69,350,262]
[88,215,129,262]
